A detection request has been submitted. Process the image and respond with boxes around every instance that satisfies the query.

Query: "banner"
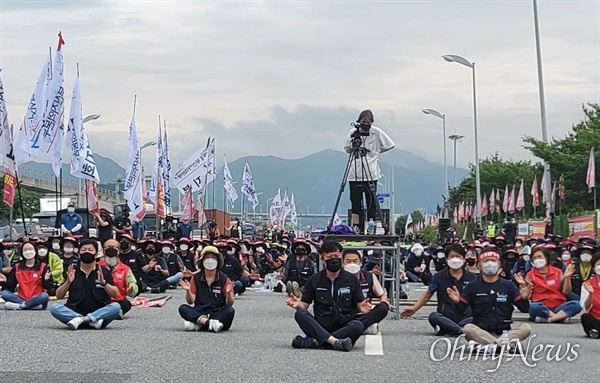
[0,71,16,207]
[123,113,146,220]
[531,175,539,207]
[568,214,595,241]
[205,138,216,185]
[196,193,207,227]
[516,180,525,211]
[528,221,546,239]
[290,192,297,225]
[241,160,259,209]
[85,179,100,214]
[173,138,211,194]
[181,186,195,223]
[161,125,171,211]
[14,51,52,166]
[280,190,292,224]
[149,124,163,212]
[223,154,238,204]
[587,148,595,192]
[517,223,529,240]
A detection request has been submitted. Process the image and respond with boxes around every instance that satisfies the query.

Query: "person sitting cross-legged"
[2,241,54,310]
[99,239,138,318]
[580,254,600,338]
[50,239,121,330]
[286,240,370,352]
[178,246,235,333]
[401,244,477,336]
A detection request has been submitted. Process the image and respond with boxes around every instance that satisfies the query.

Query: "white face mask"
[52,243,60,250]
[447,258,464,270]
[3,249,12,256]
[581,253,593,263]
[437,252,445,259]
[131,245,137,251]
[595,265,600,275]
[22,250,36,260]
[482,261,499,276]
[67,207,75,214]
[180,244,189,251]
[561,253,571,261]
[533,259,547,269]
[203,258,218,270]
[38,248,48,257]
[344,263,361,274]
[227,249,235,255]
[64,247,74,254]
[413,249,423,256]
[162,247,171,254]
[522,255,530,262]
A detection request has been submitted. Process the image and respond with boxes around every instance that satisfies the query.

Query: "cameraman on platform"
[344,110,395,234]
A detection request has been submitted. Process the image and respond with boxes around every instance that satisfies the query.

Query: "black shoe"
[333,337,353,352]
[150,287,160,293]
[291,336,318,349]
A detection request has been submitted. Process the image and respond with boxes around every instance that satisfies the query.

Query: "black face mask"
[325,258,342,272]
[80,252,96,264]
[105,248,118,258]
[296,248,308,256]
[360,123,371,131]
[146,248,155,255]
[466,258,476,266]
[120,242,130,251]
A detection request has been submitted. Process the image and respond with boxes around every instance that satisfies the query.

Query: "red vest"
[587,277,600,319]
[110,261,131,301]
[15,262,46,300]
[528,266,566,310]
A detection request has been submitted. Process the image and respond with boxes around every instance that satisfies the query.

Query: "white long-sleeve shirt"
[344,126,395,182]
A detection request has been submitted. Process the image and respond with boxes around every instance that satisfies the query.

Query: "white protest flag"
[405,213,413,233]
[173,137,211,194]
[161,124,172,212]
[272,188,282,209]
[290,192,298,225]
[14,50,52,166]
[0,70,17,207]
[205,138,216,184]
[123,110,146,220]
[241,160,259,209]
[269,203,279,227]
[333,214,342,226]
[41,33,67,178]
[181,186,195,223]
[148,124,162,205]
[223,154,238,204]
[67,69,100,183]
[280,190,292,224]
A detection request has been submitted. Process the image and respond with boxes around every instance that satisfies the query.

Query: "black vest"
[309,270,359,330]
[287,259,314,286]
[359,271,375,299]
[193,271,229,311]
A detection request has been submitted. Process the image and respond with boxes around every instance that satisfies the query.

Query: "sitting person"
[286,240,371,352]
[405,243,432,286]
[50,239,121,330]
[342,248,389,335]
[464,248,479,275]
[401,244,476,336]
[177,238,198,275]
[283,240,317,298]
[36,240,64,296]
[2,241,54,310]
[447,248,532,352]
[511,245,531,282]
[60,237,80,281]
[217,241,249,295]
[519,246,581,323]
[570,245,595,299]
[119,234,149,292]
[141,240,171,293]
[99,240,138,318]
[580,254,600,338]
[160,240,184,288]
[178,246,235,332]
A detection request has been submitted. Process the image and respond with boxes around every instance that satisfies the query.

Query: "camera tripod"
[328,129,388,234]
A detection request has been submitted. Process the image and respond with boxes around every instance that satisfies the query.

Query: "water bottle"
[500,330,509,346]
[367,218,376,235]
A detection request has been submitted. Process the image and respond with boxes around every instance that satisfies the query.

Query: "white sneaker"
[89,319,104,330]
[4,302,21,310]
[208,319,224,333]
[184,320,200,331]
[433,325,441,335]
[364,323,379,335]
[67,316,84,330]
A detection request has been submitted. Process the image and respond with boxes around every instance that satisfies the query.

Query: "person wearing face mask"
[140,239,171,293]
[177,238,198,275]
[520,246,580,323]
[286,240,371,352]
[178,246,235,332]
[217,241,249,295]
[159,240,184,288]
[1,241,15,275]
[48,236,63,258]
[119,234,149,290]
[344,110,395,233]
[500,248,519,281]
[2,241,54,310]
[114,209,133,237]
[464,249,479,275]
[283,240,317,299]
[93,209,114,245]
[579,254,600,338]
[431,245,447,274]
[402,244,476,336]
[560,247,573,267]
[61,202,84,236]
[50,239,121,330]
[569,245,596,298]
[447,248,532,352]
[342,249,389,335]
[511,245,532,281]
[176,217,193,240]
[98,239,138,317]
[36,241,63,295]
[60,237,80,282]
[405,243,432,286]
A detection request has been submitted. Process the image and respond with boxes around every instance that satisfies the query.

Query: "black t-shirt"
[142,256,168,284]
[114,216,131,231]
[180,251,197,272]
[429,269,477,322]
[98,215,114,243]
[66,266,114,315]
[222,255,244,281]
[62,256,80,280]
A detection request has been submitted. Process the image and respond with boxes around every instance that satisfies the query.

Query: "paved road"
[1,283,598,383]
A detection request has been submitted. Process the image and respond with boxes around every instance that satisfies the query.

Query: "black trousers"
[294,308,364,345]
[141,280,170,293]
[179,305,235,331]
[581,313,600,336]
[358,303,389,329]
[349,180,378,232]
[115,299,132,317]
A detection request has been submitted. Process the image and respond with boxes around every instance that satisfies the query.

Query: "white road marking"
[364,332,384,355]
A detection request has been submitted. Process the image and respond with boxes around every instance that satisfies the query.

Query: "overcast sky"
[0,0,598,174]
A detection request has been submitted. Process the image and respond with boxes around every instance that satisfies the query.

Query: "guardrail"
[17,168,119,199]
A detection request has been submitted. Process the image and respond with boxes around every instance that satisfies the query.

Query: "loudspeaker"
[438,218,451,242]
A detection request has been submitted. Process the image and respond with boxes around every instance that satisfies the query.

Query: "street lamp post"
[422,108,448,200]
[442,54,481,224]
[448,134,465,187]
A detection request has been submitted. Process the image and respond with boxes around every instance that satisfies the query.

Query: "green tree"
[0,179,42,220]
[523,103,600,213]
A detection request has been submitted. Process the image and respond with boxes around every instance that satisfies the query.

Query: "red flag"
[502,184,509,213]
[181,187,195,223]
[85,180,100,214]
[508,185,516,214]
[516,180,525,211]
[587,147,595,192]
[156,181,166,218]
[559,174,566,201]
[541,171,548,204]
[453,207,458,223]
[459,202,465,221]
[196,192,207,227]
[482,193,488,217]
[531,175,539,207]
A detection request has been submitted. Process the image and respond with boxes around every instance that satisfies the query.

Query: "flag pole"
[155,114,160,239]
[14,171,27,235]
[85,181,90,230]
